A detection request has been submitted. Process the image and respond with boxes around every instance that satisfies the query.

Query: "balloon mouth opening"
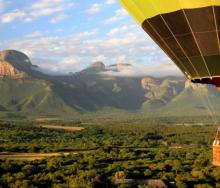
[192,77,220,90]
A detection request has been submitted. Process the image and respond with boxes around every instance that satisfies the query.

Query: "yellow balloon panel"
[119,0,220,24]
[130,0,157,21]
[151,0,181,15]
[119,0,145,24]
[181,0,212,9]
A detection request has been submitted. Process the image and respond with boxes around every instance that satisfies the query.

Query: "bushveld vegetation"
[0,118,219,188]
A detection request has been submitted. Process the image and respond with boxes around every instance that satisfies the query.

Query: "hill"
[0,50,220,120]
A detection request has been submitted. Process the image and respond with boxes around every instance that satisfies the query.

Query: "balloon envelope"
[119,0,220,87]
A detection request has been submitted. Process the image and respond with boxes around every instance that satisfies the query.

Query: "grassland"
[0,118,218,187]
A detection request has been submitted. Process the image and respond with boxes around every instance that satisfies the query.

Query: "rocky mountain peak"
[90,61,105,69]
[81,62,106,74]
[0,50,33,77]
[0,50,32,68]
[141,77,158,90]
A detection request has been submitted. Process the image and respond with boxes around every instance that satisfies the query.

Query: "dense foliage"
[0,120,219,187]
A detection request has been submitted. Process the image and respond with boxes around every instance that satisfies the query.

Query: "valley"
[0,50,219,187]
[0,50,220,120]
[0,118,218,187]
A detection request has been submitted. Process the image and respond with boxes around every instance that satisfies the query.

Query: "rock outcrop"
[81,62,105,74]
[0,50,32,78]
[0,50,32,67]
[141,77,158,90]
[90,62,105,71]
[0,60,22,77]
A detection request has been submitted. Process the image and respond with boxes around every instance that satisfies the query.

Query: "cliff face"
[0,50,31,78]
[141,77,158,90]
[0,60,23,77]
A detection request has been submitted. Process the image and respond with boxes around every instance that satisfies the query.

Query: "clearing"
[0,152,74,161]
[37,125,84,132]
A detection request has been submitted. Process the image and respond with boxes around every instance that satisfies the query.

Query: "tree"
[144,169,152,177]
[115,171,127,179]
[194,184,213,188]
[172,160,182,174]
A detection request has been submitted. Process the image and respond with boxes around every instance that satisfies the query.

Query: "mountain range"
[0,50,220,120]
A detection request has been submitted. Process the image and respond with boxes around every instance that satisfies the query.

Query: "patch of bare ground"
[0,152,74,161]
[35,117,62,121]
[37,125,84,132]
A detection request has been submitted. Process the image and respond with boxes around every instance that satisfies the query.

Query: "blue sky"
[0,0,181,76]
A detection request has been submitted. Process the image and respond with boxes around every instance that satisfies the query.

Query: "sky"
[0,0,182,76]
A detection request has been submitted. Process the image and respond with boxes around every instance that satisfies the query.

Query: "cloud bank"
[0,0,183,78]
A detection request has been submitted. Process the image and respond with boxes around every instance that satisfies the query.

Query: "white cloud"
[75,29,98,38]
[31,0,63,9]
[25,31,44,38]
[59,56,82,71]
[0,0,184,77]
[93,55,106,62]
[0,0,9,12]
[107,25,136,36]
[87,0,116,15]
[62,56,81,65]
[56,28,64,32]
[105,0,116,5]
[101,61,181,77]
[87,3,102,14]
[28,0,73,22]
[50,13,68,23]
[0,18,181,76]
[104,8,128,24]
[0,0,74,23]
[31,55,83,74]
[1,9,26,23]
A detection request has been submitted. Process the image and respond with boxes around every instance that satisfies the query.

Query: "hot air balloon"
[119,0,220,89]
